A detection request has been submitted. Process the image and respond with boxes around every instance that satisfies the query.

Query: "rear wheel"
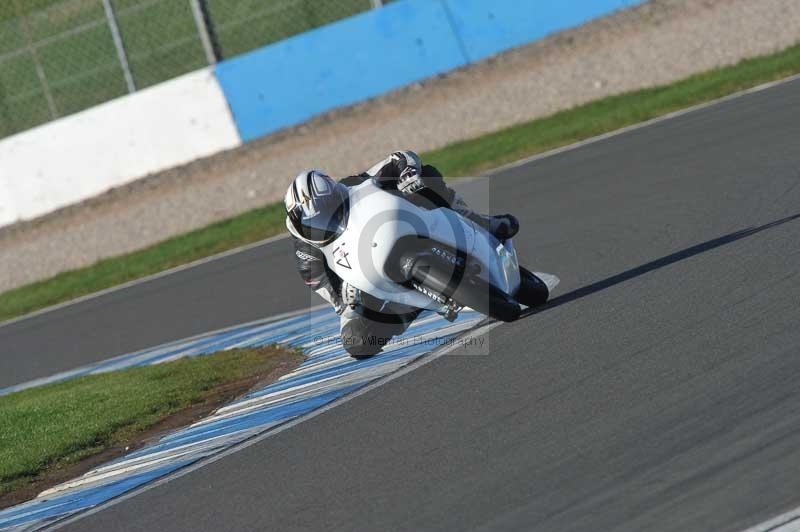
[516,267,550,308]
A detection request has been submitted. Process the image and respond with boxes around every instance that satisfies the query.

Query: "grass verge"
[0,346,301,507]
[2,42,800,323]
[425,42,800,176]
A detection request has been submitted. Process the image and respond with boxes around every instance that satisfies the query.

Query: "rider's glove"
[397,166,426,196]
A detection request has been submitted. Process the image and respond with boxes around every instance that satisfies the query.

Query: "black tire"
[411,261,521,322]
[516,267,550,308]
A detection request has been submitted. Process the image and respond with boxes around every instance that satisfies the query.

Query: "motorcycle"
[320,178,559,323]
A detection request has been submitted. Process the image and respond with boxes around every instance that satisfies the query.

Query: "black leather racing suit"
[291,151,468,358]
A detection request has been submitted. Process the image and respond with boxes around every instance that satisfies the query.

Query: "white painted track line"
[742,508,800,532]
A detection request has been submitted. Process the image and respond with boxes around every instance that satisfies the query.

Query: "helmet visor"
[294,187,349,245]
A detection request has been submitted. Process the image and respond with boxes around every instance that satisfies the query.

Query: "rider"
[284,150,519,359]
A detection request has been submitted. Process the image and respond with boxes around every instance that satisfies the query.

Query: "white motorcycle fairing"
[319,179,523,312]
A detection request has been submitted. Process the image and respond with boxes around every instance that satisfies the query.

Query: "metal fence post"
[190,0,223,64]
[102,0,136,93]
[14,1,58,120]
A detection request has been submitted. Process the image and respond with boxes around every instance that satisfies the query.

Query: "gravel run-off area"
[2,0,800,293]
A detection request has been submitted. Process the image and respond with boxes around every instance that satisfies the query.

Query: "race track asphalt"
[8,77,800,531]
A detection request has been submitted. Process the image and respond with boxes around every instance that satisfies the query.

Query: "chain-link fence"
[0,0,386,139]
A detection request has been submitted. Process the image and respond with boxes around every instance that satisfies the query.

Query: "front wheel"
[516,267,551,308]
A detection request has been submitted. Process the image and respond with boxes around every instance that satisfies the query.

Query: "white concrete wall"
[0,67,241,227]
[0,177,16,227]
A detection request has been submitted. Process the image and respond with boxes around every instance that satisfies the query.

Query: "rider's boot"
[466,212,519,241]
[451,195,519,241]
[395,171,520,241]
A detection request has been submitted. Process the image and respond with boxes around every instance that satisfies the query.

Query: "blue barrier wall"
[215,0,468,143]
[216,0,646,143]
[444,0,645,62]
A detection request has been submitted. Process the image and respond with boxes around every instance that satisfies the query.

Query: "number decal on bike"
[333,245,352,270]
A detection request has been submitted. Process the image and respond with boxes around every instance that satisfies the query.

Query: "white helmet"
[284,170,349,246]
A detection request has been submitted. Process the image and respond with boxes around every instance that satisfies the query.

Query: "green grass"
[207,0,371,58]
[0,346,298,495]
[1,42,800,323]
[0,0,373,137]
[424,42,800,176]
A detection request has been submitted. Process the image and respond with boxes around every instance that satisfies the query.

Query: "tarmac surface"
[4,77,800,531]
[5,0,800,294]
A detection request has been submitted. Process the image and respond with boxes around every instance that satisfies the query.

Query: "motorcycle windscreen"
[297,196,349,245]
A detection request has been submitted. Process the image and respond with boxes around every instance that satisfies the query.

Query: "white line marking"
[741,507,800,532]
[0,304,327,396]
[4,72,798,330]
[8,70,800,526]
[48,317,503,531]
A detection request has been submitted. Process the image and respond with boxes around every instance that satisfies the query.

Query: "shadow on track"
[522,212,800,319]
